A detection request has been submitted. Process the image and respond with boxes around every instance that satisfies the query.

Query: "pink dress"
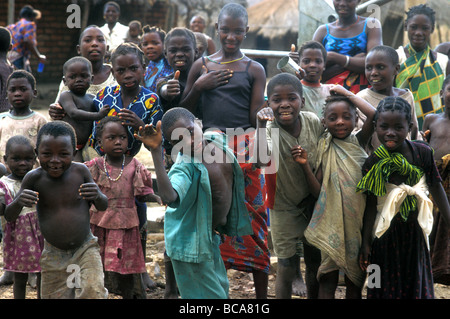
[0,176,43,273]
[85,157,154,274]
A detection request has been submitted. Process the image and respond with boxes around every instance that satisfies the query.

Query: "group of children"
[0,1,448,300]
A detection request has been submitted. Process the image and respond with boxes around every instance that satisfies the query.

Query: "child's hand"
[165,70,181,98]
[257,107,274,127]
[119,109,145,130]
[79,183,101,201]
[289,43,300,64]
[330,84,352,97]
[421,130,431,142]
[17,189,39,207]
[291,145,308,165]
[98,104,111,118]
[134,121,163,150]
[197,65,233,91]
[48,102,66,120]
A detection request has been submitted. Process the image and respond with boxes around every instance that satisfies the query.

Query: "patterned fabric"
[0,176,43,273]
[396,45,445,129]
[357,144,424,221]
[88,85,163,156]
[7,19,36,63]
[144,57,173,93]
[220,131,271,274]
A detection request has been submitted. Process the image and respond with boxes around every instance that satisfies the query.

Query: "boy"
[256,73,323,299]
[5,121,109,299]
[0,27,13,113]
[135,107,252,299]
[289,41,332,117]
[356,45,419,154]
[422,75,450,285]
[58,56,110,161]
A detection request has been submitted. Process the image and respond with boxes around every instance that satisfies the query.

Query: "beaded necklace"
[207,54,245,65]
[103,154,125,182]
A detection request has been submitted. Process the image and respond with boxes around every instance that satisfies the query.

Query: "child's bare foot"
[292,277,307,297]
[0,271,14,286]
[141,272,157,291]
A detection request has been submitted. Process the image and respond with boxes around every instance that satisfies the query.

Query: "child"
[295,86,376,299]
[357,96,450,299]
[5,121,109,299]
[135,107,252,299]
[0,27,13,113]
[180,3,270,299]
[357,45,419,154]
[193,32,208,59]
[86,116,160,299]
[58,56,110,161]
[422,75,450,285]
[255,73,323,299]
[141,25,173,94]
[396,4,449,130]
[0,70,47,163]
[125,20,142,46]
[289,40,332,117]
[0,136,43,299]
[100,1,128,53]
[87,42,163,158]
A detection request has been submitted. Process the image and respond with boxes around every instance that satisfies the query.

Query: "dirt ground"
[0,87,448,300]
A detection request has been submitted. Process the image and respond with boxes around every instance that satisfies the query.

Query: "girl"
[396,4,449,130]
[357,96,450,299]
[125,20,142,45]
[0,135,43,299]
[141,25,173,93]
[313,0,382,94]
[180,3,270,299]
[86,116,160,299]
[295,85,376,299]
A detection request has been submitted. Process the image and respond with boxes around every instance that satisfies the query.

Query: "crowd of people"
[0,0,448,300]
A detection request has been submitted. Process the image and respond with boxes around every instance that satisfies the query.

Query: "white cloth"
[375,175,434,248]
[100,22,128,51]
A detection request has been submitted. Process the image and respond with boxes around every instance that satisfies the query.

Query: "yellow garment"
[375,175,434,248]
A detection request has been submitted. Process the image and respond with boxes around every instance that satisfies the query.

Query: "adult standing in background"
[100,1,129,56]
[189,15,217,56]
[7,5,46,73]
[313,0,382,94]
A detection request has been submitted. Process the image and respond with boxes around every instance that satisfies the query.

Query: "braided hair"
[374,96,412,124]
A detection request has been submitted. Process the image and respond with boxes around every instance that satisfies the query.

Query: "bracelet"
[344,55,350,68]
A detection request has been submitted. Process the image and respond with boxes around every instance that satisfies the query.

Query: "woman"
[7,5,46,72]
[313,0,382,94]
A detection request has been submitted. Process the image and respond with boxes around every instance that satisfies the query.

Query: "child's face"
[164,36,196,73]
[7,78,37,110]
[300,48,325,84]
[4,144,35,179]
[365,51,399,93]
[333,0,360,18]
[98,121,128,158]
[323,101,356,139]
[63,62,93,95]
[112,53,144,91]
[405,14,433,51]
[167,118,204,158]
[38,135,74,179]
[129,24,141,38]
[190,17,205,33]
[375,110,412,152]
[441,82,450,113]
[141,32,164,62]
[216,15,248,54]
[268,84,303,127]
[104,4,119,24]
[77,27,107,63]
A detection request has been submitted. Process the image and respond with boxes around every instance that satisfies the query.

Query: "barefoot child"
[135,107,252,299]
[297,86,376,299]
[357,45,419,154]
[0,136,43,299]
[255,73,323,299]
[141,25,173,93]
[86,116,160,299]
[58,56,110,161]
[5,121,109,299]
[358,97,450,298]
[422,75,450,285]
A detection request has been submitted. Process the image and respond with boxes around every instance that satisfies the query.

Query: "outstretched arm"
[134,122,178,205]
